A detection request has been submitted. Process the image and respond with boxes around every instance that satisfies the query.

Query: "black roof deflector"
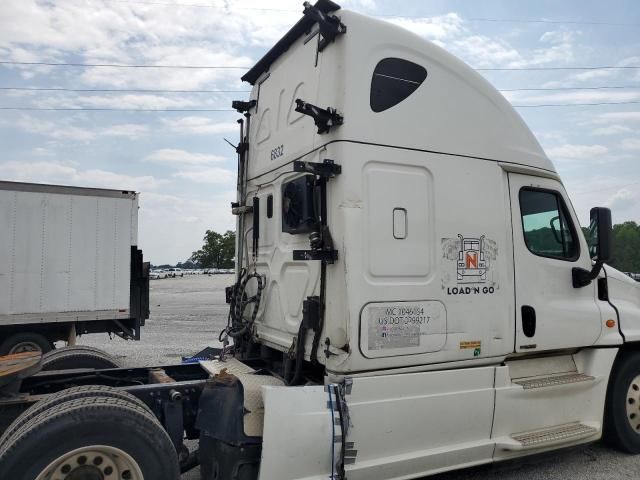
[241,0,341,85]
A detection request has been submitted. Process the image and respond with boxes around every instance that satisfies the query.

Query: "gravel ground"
[77,275,640,479]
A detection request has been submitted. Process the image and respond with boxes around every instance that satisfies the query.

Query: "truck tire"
[41,345,121,370]
[0,396,179,480]
[0,332,52,355]
[604,351,640,453]
[0,385,155,447]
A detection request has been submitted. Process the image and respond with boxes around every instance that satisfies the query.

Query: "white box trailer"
[0,180,149,354]
[1,2,640,480]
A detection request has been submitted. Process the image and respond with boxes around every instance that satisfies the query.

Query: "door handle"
[522,305,536,338]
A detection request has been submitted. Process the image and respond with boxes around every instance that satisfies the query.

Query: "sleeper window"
[281,176,318,234]
[370,58,427,113]
[519,188,579,261]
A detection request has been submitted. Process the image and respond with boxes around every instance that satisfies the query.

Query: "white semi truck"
[0,181,149,355]
[0,2,639,479]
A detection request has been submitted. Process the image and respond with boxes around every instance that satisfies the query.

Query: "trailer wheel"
[41,345,121,370]
[0,396,179,480]
[0,385,155,447]
[0,332,52,356]
[604,351,640,453]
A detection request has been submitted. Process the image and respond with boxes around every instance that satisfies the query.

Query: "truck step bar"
[497,422,599,451]
[513,373,595,390]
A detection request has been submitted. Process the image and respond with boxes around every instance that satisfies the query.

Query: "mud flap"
[196,374,262,480]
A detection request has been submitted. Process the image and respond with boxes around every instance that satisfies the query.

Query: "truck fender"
[260,384,347,480]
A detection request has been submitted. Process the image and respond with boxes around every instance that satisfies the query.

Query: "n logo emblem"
[466,252,478,269]
[456,235,487,283]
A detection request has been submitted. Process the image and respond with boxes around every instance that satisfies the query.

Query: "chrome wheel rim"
[626,374,640,433]
[35,445,143,480]
[9,341,42,354]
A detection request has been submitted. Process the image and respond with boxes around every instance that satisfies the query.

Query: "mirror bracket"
[572,262,604,288]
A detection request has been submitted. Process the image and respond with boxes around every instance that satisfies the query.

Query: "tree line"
[609,222,640,273]
[183,222,640,273]
[189,230,235,269]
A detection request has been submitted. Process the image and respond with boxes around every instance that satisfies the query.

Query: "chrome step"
[514,373,594,389]
[497,422,598,451]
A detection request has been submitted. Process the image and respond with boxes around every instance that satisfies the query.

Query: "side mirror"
[588,207,612,263]
[573,206,613,288]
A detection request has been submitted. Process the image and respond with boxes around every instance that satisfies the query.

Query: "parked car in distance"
[166,268,184,278]
[150,269,168,280]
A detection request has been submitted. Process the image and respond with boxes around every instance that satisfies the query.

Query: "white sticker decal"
[368,305,428,350]
[361,301,446,358]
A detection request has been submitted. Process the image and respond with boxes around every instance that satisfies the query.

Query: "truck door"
[508,173,601,352]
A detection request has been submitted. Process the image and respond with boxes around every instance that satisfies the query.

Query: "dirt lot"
[80,275,639,480]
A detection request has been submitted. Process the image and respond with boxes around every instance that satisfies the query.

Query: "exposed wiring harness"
[223,269,265,342]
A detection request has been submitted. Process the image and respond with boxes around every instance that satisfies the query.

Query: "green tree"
[610,221,640,273]
[190,230,236,268]
[581,222,640,273]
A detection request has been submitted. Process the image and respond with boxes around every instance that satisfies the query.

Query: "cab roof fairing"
[241,0,342,86]
[241,4,556,174]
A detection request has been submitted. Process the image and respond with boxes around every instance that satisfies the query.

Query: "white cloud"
[388,14,464,43]
[139,191,235,263]
[173,167,236,185]
[144,148,226,166]
[453,35,521,67]
[161,117,239,135]
[542,55,640,87]
[34,93,204,110]
[546,144,609,160]
[592,124,633,136]
[608,188,639,212]
[621,138,640,151]
[0,160,167,191]
[537,131,568,143]
[387,14,523,68]
[387,17,581,70]
[520,29,578,67]
[102,123,149,137]
[591,111,640,124]
[8,115,149,141]
[504,89,640,106]
[0,0,263,91]
[565,176,640,227]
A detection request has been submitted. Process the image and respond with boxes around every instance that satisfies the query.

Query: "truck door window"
[370,58,427,113]
[282,175,318,234]
[519,188,579,261]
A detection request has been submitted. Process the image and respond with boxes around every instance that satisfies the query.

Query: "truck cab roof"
[243,1,555,180]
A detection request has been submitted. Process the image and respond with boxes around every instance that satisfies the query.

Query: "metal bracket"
[302,1,346,52]
[335,380,353,476]
[293,249,338,263]
[236,141,249,155]
[295,99,343,134]
[113,319,135,340]
[231,202,254,216]
[163,390,185,452]
[231,99,256,113]
[293,159,341,178]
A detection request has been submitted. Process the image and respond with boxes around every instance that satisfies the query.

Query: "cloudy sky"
[0,0,639,264]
